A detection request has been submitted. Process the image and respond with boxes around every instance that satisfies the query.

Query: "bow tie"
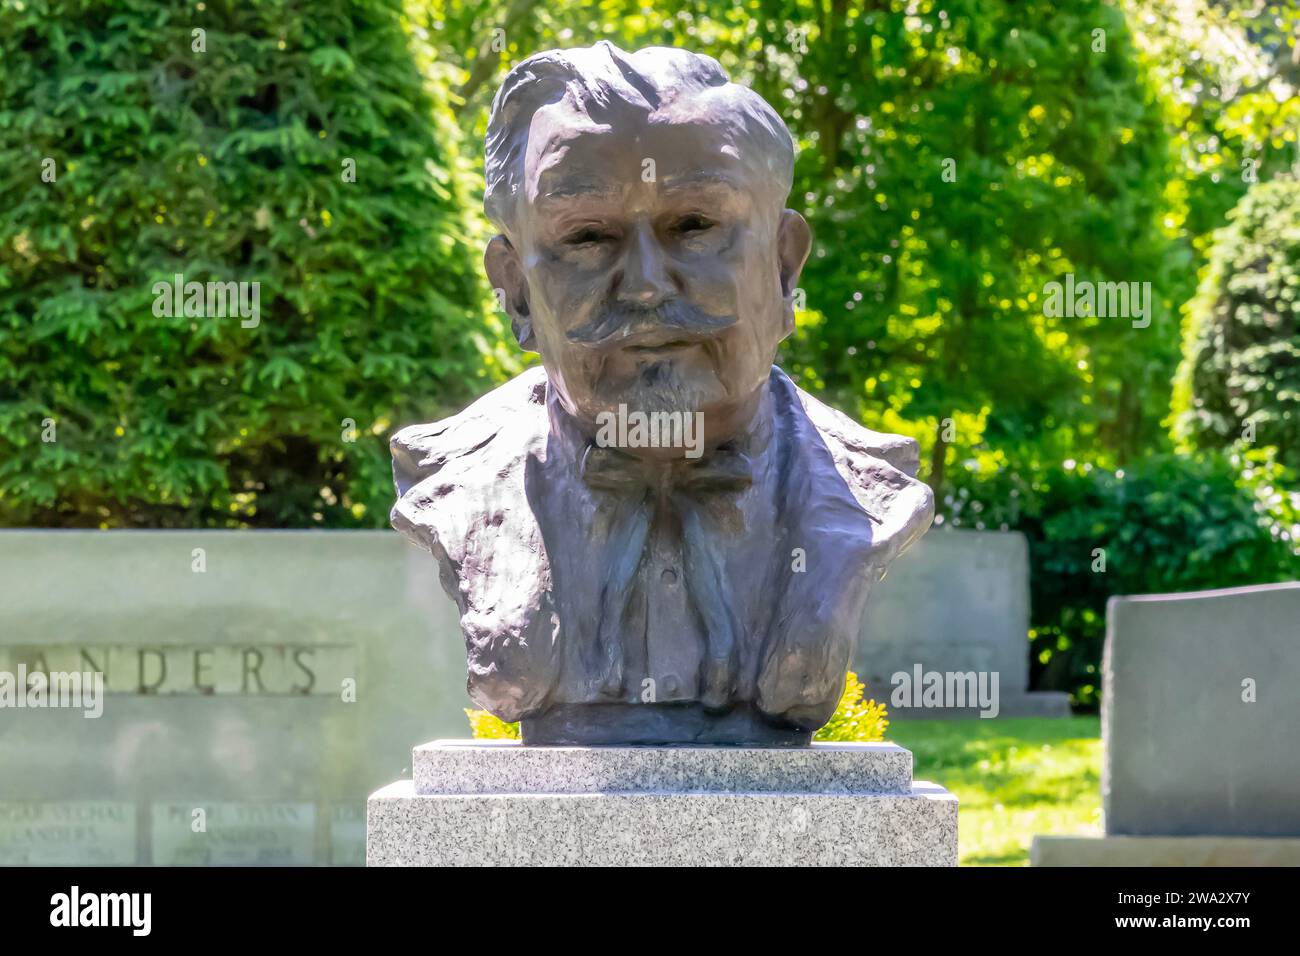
[580,444,753,497]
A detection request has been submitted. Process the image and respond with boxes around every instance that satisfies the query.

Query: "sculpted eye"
[564,227,612,246]
[675,214,713,234]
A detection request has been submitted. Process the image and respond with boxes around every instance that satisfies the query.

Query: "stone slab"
[1032,834,1300,867]
[413,739,912,795]
[0,801,137,866]
[150,801,315,866]
[1102,582,1300,837]
[368,779,957,866]
[854,530,1062,717]
[0,530,469,865]
[886,691,1072,720]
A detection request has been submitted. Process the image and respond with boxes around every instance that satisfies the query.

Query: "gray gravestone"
[0,530,468,866]
[1033,582,1300,865]
[855,529,1069,717]
[1103,583,1300,836]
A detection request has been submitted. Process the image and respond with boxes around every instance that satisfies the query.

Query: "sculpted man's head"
[482,42,812,458]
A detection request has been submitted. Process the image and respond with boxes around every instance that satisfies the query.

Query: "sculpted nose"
[616,223,674,307]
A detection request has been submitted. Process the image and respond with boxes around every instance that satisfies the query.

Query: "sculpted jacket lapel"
[392,368,565,721]
[752,369,934,728]
[528,428,638,703]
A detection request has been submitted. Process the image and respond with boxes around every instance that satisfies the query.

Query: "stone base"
[887,691,1072,720]
[1032,835,1300,867]
[368,740,957,866]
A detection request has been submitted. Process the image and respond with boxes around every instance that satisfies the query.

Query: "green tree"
[0,0,513,528]
[1174,177,1300,471]
[1122,0,1298,286]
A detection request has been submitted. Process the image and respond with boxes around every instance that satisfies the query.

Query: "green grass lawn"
[887,716,1102,866]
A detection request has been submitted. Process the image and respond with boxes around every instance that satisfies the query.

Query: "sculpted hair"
[483,41,796,236]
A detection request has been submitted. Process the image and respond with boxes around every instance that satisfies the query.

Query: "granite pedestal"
[367,740,957,866]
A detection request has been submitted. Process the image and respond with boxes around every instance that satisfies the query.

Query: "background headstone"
[855,529,1069,717]
[0,530,467,865]
[1033,582,1300,865]
[1103,583,1300,836]
[0,802,136,865]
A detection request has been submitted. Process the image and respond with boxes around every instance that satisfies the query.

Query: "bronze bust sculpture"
[391,42,933,745]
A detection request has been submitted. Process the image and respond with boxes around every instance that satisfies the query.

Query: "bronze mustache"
[565,300,737,350]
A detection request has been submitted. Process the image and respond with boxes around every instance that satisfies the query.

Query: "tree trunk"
[929,417,948,504]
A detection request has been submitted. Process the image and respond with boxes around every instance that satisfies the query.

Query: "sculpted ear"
[484,235,536,352]
[777,209,812,337]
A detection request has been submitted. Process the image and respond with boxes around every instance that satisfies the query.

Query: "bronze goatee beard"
[598,357,718,419]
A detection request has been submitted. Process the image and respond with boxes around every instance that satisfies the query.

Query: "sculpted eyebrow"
[537,179,621,202]
[659,173,744,196]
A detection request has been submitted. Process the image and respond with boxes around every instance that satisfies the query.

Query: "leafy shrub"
[464,707,520,740]
[1174,177,1300,473]
[0,0,512,528]
[465,671,889,742]
[811,671,889,743]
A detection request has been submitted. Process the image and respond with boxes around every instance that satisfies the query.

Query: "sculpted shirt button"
[661,567,678,586]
